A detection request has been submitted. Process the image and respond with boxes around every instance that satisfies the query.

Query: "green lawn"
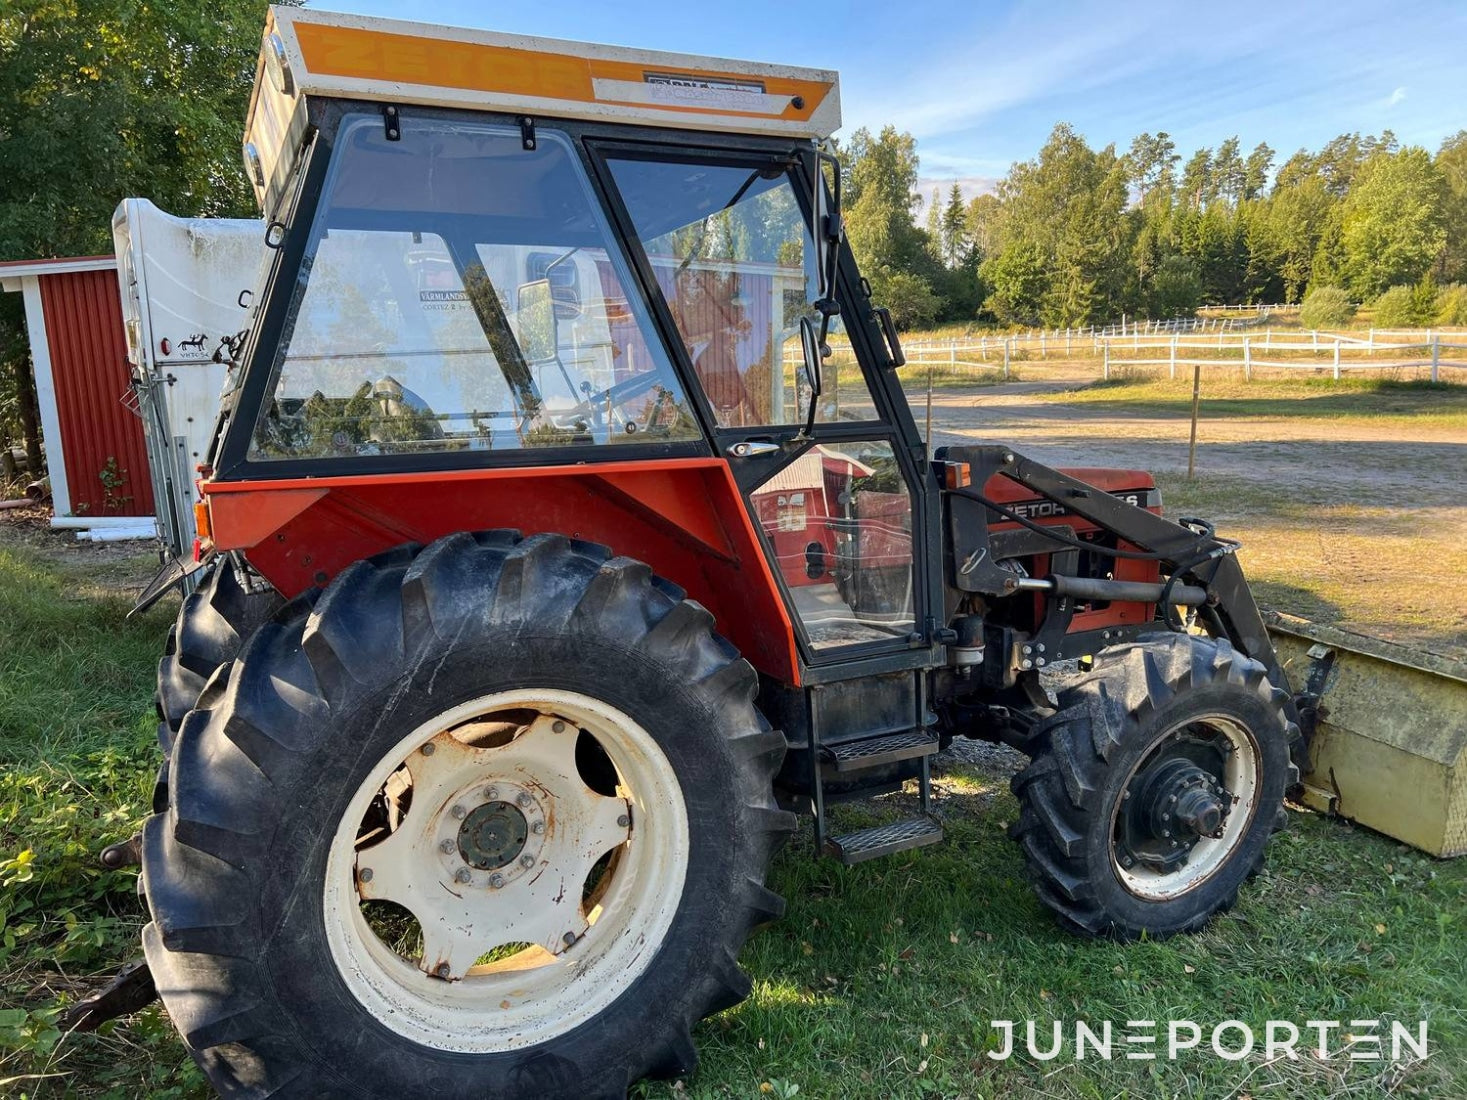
[1,545,1463,1099]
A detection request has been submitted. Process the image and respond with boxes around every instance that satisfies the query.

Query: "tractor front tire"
[141,531,792,1098]
[1010,633,1300,940]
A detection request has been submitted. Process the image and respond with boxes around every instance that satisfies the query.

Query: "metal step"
[825,815,944,865]
[822,729,939,774]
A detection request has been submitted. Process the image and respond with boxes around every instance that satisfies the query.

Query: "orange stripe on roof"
[293,23,829,123]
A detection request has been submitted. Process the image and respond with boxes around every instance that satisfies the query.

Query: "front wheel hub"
[1112,716,1259,899]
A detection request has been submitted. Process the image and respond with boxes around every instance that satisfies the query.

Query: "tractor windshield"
[249,116,700,459]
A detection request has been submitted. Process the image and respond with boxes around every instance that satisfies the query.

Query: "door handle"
[726,440,780,458]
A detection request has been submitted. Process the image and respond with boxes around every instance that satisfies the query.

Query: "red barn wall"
[38,269,153,517]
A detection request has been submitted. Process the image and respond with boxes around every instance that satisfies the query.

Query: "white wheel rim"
[323,689,689,1052]
[1111,714,1260,900]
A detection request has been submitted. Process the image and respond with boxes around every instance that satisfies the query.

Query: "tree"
[1213,137,1245,206]
[1243,143,1275,201]
[979,124,1133,327]
[940,183,971,268]
[840,126,945,321]
[0,0,283,475]
[1180,148,1213,208]
[1148,254,1202,317]
[1340,147,1447,298]
[1126,131,1179,205]
[1434,131,1467,282]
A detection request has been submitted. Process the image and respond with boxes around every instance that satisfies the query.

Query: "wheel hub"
[1119,738,1233,873]
[458,801,529,870]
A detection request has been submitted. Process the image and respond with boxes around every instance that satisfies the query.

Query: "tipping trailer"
[76,6,1464,1097]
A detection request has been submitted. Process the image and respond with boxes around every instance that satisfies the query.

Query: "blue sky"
[334,1,1467,199]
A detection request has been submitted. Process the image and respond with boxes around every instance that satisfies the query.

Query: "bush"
[1299,285,1355,329]
[1372,276,1439,328]
[869,267,941,330]
[1372,285,1418,327]
[1436,283,1467,326]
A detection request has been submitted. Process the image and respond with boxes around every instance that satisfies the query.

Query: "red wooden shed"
[1,256,153,519]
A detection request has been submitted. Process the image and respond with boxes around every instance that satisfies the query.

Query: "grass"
[1152,474,1467,659]
[2,542,1465,1098]
[0,545,205,1098]
[1034,377,1467,430]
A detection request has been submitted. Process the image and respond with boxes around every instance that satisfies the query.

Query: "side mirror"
[516,279,558,363]
[798,314,823,398]
[798,314,824,437]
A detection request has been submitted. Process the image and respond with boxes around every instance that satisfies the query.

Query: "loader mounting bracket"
[936,443,1291,694]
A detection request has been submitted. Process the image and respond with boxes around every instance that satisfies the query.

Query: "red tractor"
[120,8,1303,1097]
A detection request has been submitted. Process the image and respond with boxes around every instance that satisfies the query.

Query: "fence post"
[925,359,934,461]
[1333,339,1341,381]
[1040,329,1046,358]
[1244,336,1252,382]
[1432,334,1440,383]
[1102,340,1110,381]
[1003,338,1011,380]
[1187,361,1202,480]
[949,337,956,369]
[1170,334,1177,380]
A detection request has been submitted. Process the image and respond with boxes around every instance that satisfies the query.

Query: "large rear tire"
[142,531,793,1098]
[155,557,282,755]
[1010,633,1300,940]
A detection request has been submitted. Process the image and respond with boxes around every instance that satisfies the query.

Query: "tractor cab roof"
[245,5,841,218]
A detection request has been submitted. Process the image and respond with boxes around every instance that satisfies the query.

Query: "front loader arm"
[935,444,1290,694]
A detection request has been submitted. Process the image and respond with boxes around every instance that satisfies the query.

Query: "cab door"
[596,144,931,664]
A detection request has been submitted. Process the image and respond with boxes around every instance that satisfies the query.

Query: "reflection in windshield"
[608,157,875,430]
[750,440,916,647]
[250,119,700,460]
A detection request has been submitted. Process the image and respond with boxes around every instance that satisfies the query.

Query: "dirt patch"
[0,504,163,598]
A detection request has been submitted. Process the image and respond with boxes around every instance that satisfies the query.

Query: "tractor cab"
[207,5,930,668]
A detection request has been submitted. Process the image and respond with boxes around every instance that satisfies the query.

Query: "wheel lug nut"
[454,868,471,884]
[435,962,451,978]
[552,720,567,733]
[617,814,630,828]
[516,792,533,808]
[439,840,456,854]
[420,742,436,756]
[450,804,466,819]
[489,873,505,889]
[531,821,545,835]
[358,867,373,882]
[520,854,535,868]
[562,931,577,946]
[485,786,499,800]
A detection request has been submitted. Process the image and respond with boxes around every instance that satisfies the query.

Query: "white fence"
[893,326,1467,383]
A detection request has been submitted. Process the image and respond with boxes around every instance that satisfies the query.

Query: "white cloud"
[1386,86,1408,107]
[916,176,999,205]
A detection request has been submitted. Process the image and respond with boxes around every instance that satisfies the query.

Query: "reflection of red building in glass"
[750,446,874,588]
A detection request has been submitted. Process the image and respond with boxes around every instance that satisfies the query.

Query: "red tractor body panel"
[204,458,802,684]
[983,466,1162,633]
